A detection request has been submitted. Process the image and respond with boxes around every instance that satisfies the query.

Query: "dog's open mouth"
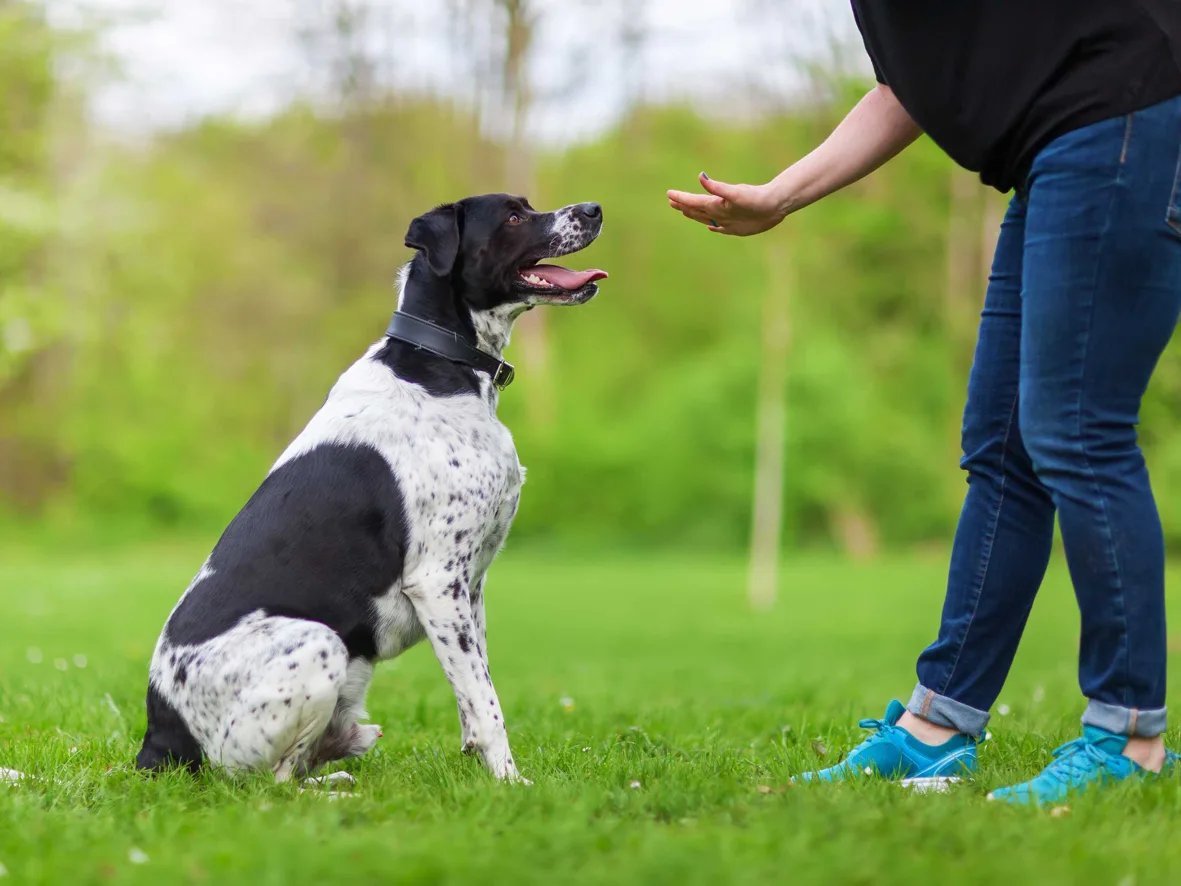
[516,264,608,302]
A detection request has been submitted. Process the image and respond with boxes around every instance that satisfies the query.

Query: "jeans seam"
[1075,162,1132,709]
[1167,115,1181,234]
[1120,114,1135,166]
[939,386,1020,696]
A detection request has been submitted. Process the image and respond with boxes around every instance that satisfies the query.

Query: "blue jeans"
[908,95,1181,740]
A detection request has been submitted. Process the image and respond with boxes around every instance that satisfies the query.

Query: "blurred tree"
[748,242,791,609]
[0,0,67,510]
[495,0,554,430]
[5,1,1181,558]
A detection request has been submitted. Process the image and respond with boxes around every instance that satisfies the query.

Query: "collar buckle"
[492,361,515,390]
[385,312,517,392]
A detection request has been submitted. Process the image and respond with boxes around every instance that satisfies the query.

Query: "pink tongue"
[523,264,608,290]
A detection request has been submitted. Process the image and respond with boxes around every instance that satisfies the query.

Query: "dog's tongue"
[523,264,608,290]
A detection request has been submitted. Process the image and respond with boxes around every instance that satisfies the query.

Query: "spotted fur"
[136,195,604,782]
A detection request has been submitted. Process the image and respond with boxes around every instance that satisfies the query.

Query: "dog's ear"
[405,204,460,276]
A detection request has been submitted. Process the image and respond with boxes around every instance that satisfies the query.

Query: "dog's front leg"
[457,577,491,751]
[402,576,521,781]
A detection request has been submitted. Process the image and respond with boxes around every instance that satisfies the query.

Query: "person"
[668,1,1181,804]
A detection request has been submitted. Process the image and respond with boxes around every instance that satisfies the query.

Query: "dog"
[135,194,606,783]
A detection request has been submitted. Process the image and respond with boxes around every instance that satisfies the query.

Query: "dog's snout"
[576,202,602,221]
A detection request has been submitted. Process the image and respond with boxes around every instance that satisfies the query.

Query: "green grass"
[1,539,1179,885]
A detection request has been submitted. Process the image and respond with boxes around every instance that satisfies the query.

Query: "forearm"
[769,84,921,215]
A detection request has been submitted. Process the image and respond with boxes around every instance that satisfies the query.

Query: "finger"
[674,202,723,227]
[699,172,740,204]
[669,198,723,221]
[679,209,716,227]
[667,190,723,212]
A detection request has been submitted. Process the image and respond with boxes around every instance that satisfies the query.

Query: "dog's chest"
[371,417,521,659]
[368,430,517,661]
[287,353,524,659]
[277,352,523,504]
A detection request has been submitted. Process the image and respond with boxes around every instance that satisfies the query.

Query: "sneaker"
[794,700,977,791]
[988,726,1175,806]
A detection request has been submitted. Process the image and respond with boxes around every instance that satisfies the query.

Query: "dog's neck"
[395,261,523,360]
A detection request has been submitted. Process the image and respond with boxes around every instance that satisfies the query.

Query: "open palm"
[667,172,786,236]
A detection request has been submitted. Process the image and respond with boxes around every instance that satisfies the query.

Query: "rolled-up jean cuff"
[1082,700,1167,737]
[906,683,989,739]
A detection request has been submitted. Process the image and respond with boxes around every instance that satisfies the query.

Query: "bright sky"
[46,0,864,143]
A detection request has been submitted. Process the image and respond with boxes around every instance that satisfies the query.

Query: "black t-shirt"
[851,1,1181,192]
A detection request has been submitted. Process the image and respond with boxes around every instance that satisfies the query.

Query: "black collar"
[384,312,515,390]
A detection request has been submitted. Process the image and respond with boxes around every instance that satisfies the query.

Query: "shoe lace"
[1040,738,1116,785]
[847,715,897,755]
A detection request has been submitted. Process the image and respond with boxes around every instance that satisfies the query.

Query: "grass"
[1,538,1179,885]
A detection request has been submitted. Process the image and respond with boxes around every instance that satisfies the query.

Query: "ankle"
[1122,736,1166,773]
[897,710,961,746]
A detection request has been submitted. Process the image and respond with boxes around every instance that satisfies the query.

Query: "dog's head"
[403,194,607,317]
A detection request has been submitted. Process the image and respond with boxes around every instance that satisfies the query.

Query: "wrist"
[765,171,803,218]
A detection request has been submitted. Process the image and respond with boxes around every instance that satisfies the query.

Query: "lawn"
[1,538,1179,885]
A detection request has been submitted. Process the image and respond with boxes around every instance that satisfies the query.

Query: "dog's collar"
[385,312,516,391]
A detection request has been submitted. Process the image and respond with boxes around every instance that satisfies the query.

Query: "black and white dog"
[136,194,606,783]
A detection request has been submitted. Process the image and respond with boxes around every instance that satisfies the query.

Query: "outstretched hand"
[666,172,787,237]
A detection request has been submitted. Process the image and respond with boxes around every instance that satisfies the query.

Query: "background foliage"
[2,1,1180,557]
[2,7,1180,882]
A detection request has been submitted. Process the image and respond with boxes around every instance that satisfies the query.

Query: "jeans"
[908,95,1181,740]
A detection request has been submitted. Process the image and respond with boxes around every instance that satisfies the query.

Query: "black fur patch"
[374,337,481,398]
[135,685,203,773]
[165,443,409,658]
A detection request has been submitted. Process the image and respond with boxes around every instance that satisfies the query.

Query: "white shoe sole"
[900,776,963,793]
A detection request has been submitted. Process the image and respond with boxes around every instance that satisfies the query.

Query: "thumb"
[699,171,739,201]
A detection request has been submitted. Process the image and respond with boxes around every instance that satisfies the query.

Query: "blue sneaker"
[988,726,1175,806]
[795,700,977,791]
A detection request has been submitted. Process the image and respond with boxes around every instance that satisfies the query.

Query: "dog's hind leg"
[307,657,382,769]
[208,619,350,782]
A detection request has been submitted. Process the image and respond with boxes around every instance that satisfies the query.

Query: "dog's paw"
[461,739,479,757]
[487,755,528,784]
[304,770,357,789]
[352,724,383,754]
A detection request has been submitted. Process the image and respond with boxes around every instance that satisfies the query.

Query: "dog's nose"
[576,202,602,220]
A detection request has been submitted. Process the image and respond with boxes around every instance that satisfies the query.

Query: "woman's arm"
[666,84,922,236]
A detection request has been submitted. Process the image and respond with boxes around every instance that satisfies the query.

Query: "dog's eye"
[507,213,523,225]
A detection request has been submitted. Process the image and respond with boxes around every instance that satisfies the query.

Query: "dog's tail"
[136,684,203,774]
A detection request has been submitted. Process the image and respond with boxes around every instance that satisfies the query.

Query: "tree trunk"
[497,0,553,429]
[748,243,792,610]
[944,166,985,510]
